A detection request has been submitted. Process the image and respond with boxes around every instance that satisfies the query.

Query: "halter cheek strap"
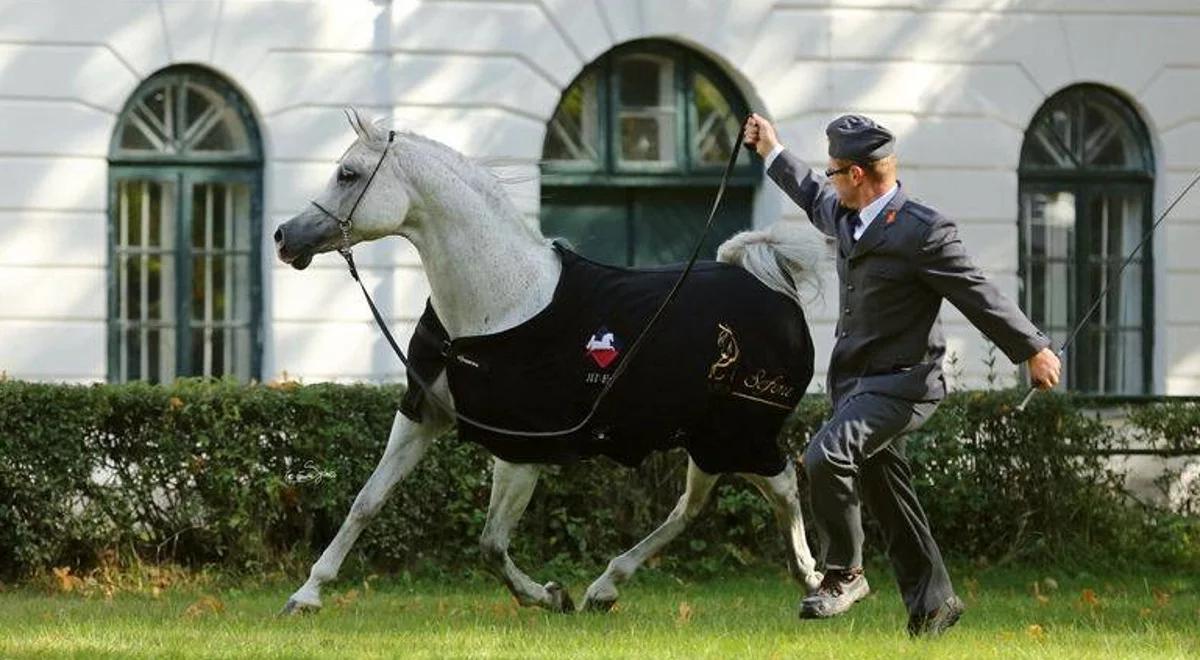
[308,130,398,279]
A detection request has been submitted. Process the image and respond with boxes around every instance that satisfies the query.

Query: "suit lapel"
[836,208,854,258]
[849,185,907,260]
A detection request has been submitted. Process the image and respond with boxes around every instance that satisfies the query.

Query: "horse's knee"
[672,493,707,521]
[479,535,507,568]
[605,556,635,582]
[348,496,382,522]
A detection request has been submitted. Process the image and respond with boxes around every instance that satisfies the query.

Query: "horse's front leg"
[581,457,718,612]
[479,458,574,612]
[281,408,442,614]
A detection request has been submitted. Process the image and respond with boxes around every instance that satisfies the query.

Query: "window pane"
[1069,189,1149,394]
[617,55,675,166]
[114,178,177,383]
[183,81,250,155]
[691,72,739,165]
[619,57,663,107]
[1083,100,1141,169]
[632,187,751,266]
[1025,108,1077,168]
[185,85,213,132]
[543,71,602,165]
[1022,86,1151,173]
[1022,188,1076,389]
[1022,189,1075,325]
[115,73,256,159]
[540,187,630,266]
[119,118,158,152]
[620,114,673,162]
[192,114,237,152]
[187,181,253,379]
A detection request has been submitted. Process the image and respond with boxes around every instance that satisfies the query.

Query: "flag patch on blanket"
[400,242,814,476]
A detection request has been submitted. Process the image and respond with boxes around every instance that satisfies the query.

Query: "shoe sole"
[910,602,965,638]
[798,584,871,620]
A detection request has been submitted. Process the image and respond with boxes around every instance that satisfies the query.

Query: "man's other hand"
[743,113,780,159]
[1027,347,1061,390]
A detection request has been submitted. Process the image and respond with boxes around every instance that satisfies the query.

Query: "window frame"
[107,66,264,383]
[541,40,760,188]
[1018,84,1155,395]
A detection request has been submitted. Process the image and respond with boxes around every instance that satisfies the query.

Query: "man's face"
[826,159,866,209]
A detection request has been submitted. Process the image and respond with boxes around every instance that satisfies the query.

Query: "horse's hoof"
[582,596,617,613]
[544,581,575,614]
[279,598,321,616]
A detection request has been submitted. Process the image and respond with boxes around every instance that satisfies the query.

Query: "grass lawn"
[0,565,1196,659]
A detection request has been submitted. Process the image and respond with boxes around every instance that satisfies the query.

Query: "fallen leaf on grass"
[490,601,518,618]
[1080,588,1101,608]
[183,595,225,619]
[1152,588,1171,608]
[1026,624,1046,640]
[333,589,359,608]
[964,577,979,601]
[675,601,694,625]
[52,567,82,593]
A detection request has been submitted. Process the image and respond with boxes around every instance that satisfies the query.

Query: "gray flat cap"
[826,114,895,162]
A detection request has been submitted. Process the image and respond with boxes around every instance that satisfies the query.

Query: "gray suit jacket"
[768,149,1050,405]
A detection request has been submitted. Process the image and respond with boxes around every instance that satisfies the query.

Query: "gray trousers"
[803,392,953,615]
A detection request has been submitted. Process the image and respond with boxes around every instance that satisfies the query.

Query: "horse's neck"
[404,145,560,338]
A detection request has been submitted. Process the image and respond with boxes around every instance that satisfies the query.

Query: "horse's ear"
[344,107,366,139]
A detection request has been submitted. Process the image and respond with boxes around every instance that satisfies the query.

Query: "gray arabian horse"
[274,110,825,615]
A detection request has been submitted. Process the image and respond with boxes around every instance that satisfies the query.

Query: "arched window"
[540,40,758,267]
[108,66,263,383]
[1019,84,1154,394]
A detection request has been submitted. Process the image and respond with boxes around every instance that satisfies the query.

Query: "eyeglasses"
[824,164,854,177]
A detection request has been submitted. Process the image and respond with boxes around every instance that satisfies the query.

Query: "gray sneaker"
[907,595,965,638]
[799,568,870,619]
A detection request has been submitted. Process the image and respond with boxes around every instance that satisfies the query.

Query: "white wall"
[0,0,1198,393]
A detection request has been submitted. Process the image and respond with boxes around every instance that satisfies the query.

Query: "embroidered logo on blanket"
[585,326,622,369]
[707,323,798,411]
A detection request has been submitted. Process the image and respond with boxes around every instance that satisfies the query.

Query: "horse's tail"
[716,222,824,307]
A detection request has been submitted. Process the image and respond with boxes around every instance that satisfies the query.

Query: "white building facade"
[1,0,1198,395]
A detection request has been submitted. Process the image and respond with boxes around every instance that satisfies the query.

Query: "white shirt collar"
[858,183,899,226]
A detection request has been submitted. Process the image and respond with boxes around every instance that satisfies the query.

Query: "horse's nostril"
[274,227,284,245]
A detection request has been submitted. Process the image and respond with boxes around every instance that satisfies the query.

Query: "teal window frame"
[541,39,761,188]
[107,66,264,383]
[1018,84,1155,395]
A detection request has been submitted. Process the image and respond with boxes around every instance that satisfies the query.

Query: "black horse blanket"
[400,243,814,476]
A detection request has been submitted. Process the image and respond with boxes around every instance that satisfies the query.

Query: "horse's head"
[275,109,414,270]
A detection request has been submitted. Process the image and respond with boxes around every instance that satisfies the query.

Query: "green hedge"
[1,379,1197,581]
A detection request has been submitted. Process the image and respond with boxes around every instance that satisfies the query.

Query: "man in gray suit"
[744,113,1062,637]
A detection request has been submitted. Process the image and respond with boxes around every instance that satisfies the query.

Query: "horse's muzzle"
[274,225,314,270]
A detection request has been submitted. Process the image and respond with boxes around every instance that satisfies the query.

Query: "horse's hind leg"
[741,458,822,592]
[581,457,718,612]
[281,410,440,614]
[480,458,574,612]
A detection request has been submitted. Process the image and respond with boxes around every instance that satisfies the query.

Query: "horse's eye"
[337,167,358,184]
